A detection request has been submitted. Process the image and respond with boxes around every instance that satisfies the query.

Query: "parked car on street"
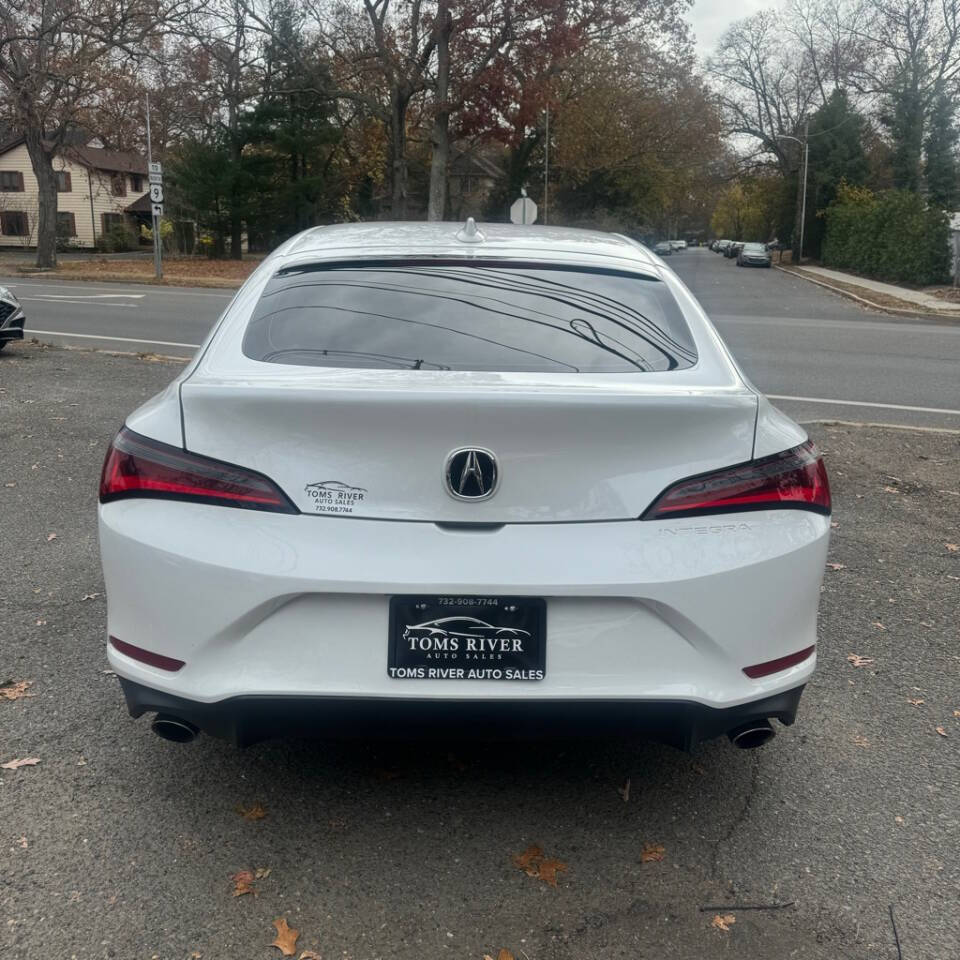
[0,286,24,352]
[716,240,731,254]
[653,241,673,256]
[738,242,773,267]
[98,220,831,751]
[670,240,687,251]
[725,241,744,259]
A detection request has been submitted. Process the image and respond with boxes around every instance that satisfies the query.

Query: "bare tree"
[0,0,184,267]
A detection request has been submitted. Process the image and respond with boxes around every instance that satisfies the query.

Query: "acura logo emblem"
[444,447,499,501]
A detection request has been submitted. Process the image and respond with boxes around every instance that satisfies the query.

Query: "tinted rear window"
[242,261,697,373]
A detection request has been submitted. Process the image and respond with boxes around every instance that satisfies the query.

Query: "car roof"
[270,221,662,276]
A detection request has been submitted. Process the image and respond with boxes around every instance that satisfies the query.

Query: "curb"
[6,266,244,290]
[774,265,960,325]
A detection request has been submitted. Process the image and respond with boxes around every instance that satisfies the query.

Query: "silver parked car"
[737,243,773,268]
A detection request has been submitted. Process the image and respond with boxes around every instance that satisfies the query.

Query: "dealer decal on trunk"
[304,480,367,514]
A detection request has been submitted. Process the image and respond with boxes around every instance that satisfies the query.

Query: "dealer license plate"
[388,595,546,681]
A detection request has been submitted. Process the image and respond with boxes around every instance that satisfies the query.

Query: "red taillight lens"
[99,426,296,513]
[743,644,815,679]
[109,636,185,672]
[641,441,830,520]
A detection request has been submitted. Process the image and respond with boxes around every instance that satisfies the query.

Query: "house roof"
[125,192,154,214]
[0,134,148,175]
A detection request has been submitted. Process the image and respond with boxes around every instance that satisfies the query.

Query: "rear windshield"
[242,260,697,373]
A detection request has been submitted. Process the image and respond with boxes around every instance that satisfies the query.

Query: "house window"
[110,174,127,197]
[102,213,126,233]
[0,211,29,236]
[57,212,77,237]
[0,171,24,192]
[130,174,143,192]
[56,170,72,192]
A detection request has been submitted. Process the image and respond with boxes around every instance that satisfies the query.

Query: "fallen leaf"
[935,726,948,737]
[537,858,568,887]
[641,843,665,863]
[954,711,960,718]
[946,543,958,552]
[255,867,272,879]
[711,913,736,932]
[1,757,40,770]
[847,654,874,668]
[46,532,57,542]
[826,562,846,570]
[511,844,567,885]
[237,802,267,821]
[907,698,925,706]
[80,593,101,602]
[483,952,515,960]
[0,680,33,701]
[35,619,47,626]
[617,778,631,803]
[882,486,900,494]
[853,734,869,748]
[18,836,27,848]
[299,952,322,960]
[871,621,885,630]
[511,844,544,877]
[895,816,904,824]
[271,917,299,957]
[231,870,256,896]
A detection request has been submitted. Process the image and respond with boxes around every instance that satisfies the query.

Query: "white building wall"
[0,143,148,249]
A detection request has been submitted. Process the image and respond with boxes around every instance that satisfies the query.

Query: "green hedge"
[822,185,950,286]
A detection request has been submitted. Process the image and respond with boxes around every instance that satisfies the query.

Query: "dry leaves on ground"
[935,726,948,737]
[826,562,846,570]
[946,543,958,552]
[711,914,736,932]
[236,801,267,821]
[907,698,925,706]
[847,654,874,668]
[0,679,33,700]
[511,844,568,887]
[298,952,322,959]
[231,870,256,896]
[882,486,900,494]
[1,757,40,770]
[853,735,869,748]
[640,843,665,863]
[483,951,515,960]
[46,532,57,542]
[271,917,299,956]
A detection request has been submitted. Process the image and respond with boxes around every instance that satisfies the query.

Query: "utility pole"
[145,93,163,280]
[543,105,549,226]
[779,123,809,265]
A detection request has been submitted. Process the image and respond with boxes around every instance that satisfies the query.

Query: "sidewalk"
[785,263,960,317]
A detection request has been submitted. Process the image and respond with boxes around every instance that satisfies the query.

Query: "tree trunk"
[390,85,410,219]
[23,129,58,268]
[792,147,804,264]
[427,5,452,222]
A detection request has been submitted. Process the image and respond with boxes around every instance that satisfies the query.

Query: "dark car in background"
[0,286,25,352]
[653,241,673,256]
[738,243,773,268]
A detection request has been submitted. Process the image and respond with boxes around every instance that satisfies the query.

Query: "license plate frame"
[388,595,546,681]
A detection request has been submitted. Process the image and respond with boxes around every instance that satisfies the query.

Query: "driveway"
[1,342,957,959]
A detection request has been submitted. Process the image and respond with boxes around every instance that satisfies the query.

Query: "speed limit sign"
[149,183,163,204]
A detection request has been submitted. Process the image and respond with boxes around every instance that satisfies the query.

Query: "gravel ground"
[1,341,958,960]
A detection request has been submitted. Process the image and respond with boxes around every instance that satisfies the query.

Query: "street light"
[778,123,809,264]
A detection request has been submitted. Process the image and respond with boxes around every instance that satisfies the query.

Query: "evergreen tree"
[878,69,924,193]
[924,91,959,210]
[803,90,868,258]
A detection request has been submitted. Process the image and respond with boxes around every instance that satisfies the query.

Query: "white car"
[98,220,830,750]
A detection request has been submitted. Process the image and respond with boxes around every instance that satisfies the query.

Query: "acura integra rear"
[98,221,830,749]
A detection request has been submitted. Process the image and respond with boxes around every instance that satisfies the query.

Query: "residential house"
[0,136,149,250]
[447,148,505,221]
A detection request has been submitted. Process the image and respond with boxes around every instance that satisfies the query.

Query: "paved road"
[2,342,958,959]
[3,249,960,429]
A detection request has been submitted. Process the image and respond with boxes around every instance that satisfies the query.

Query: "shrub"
[822,184,950,286]
[97,224,139,253]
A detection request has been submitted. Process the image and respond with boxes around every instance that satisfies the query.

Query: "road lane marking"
[28,329,201,349]
[20,297,136,308]
[768,395,960,416]
[20,292,145,299]
[17,333,960,417]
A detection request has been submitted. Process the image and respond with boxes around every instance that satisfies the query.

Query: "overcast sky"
[687,0,771,55]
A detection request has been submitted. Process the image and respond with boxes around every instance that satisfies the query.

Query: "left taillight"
[642,440,830,520]
[99,426,297,513]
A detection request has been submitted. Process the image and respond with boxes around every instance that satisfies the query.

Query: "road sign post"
[145,96,163,280]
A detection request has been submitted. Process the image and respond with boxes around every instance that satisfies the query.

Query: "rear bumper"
[120,676,806,749]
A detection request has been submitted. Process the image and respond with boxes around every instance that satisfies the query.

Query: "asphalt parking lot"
[1,341,958,960]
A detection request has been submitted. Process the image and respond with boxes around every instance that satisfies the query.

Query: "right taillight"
[99,426,297,513]
[642,440,830,520]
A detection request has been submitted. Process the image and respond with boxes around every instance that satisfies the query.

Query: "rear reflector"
[109,636,185,672]
[99,426,296,513]
[743,645,815,679]
[642,440,830,520]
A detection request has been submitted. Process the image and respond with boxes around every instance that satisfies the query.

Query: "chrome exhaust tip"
[728,719,775,749]
[151,714,199,743]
